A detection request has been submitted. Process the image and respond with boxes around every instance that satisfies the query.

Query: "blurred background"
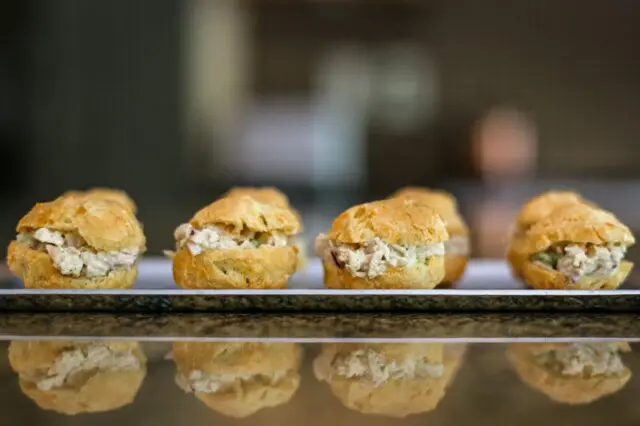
[1,0,640,257]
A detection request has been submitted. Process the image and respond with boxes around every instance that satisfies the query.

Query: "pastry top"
[172,342,301,376]
[523,203,635,253]
[16,197,145,252]
[224,187,290,208]
[327,198,449,245]
[188,196,302,236]
[515,190,587,231]
[63,187,137,214]
[391,187,468,236]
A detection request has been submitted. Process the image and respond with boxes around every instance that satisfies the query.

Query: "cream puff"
[521,203,634,290]
[391,187,469,283]
[63,187,137,214]
[171,195,302,289]
[313,343,464,417]
[7,196,146,289]
[8,340,147,415]
[172,342,302,418]
[315,198,449,289]
[507,190,588,278]
[507,342,631,405]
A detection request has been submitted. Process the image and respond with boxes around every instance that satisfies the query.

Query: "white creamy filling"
[315,234,445,278]
[445,235,470,256]
[556,244,625,281]
[17,229,139,277]
[29,344,141,391]
[174,223,292,256]
[176,370,288,394]
[537,343,625,377]
[331,349,444,387]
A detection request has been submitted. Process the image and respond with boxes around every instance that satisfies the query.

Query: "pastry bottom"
[322,253,445,289]
[521,260,633,290]
[507,343,631,405]
[172,246,298,289]
[6,241,137,289]
[442,254,468,284]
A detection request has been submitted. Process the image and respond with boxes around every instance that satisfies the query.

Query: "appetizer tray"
[1,258,640,312]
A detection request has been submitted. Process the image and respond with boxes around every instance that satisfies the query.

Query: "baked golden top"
[224,187,290,208]
[327,198,449,245]
[63,187,137,214]
[189,196,302,236]
[515,190,586,231]
[523,203,635,253]
[391,187,467,236]
[16,196,145,252]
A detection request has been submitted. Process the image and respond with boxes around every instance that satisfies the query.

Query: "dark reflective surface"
[1,339,639,424]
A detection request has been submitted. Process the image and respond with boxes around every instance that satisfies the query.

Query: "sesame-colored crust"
[63,187,137,214]
[327,199,449,246]
[173,342,301,418]
[521,259,633,290]
[189,196,302,236]
[7,241,138,289]
[391,187,468,236]
[506,235,529,279]
[172,246,298,289]
[523,204,634,254]
[321,251,445,289]
[313,343,464,417]
[16,197,145,252]
[443,254,468,284]
[9,340,147,415]
[514,190,587,232]
[507,343,631,405]
[224,187,291,208]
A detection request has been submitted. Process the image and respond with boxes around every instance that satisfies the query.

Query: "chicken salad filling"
[175,370,289,394]
[315,234,445,279]
[17,229,139,278]
[445,235,470,256]
[329,349,444,387]
[173,223,294,256]
[535,343,626,377]
[530,243,626,282]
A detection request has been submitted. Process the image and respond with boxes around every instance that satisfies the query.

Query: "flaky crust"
[189,196,302,236]
[63,187,137,214]
[173,342,302,418]
[521,259,633,290]
[16,197,145,252]
[327,199,449,245]
[9,340,146,415]
[172,245,298,289]
[7,241,138,289]
[314,343,464,417]
[507,343,631,405]
[443,254,468,284]
[321,251,445,289]
[514,190,587,232]
[391,187,468,236]
[224,187,290,208]
[523,204,635,253]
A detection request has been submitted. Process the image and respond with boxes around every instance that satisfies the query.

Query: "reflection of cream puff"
[507,190,587,278]
[8,340,147,415]
[63,187,137,214]
[391,187,469,283]
[7,196,146,289]
[507,342,631,405]
[314,343,464,417]
[521,203,634,289]
[315,198,449,289]
[172,342,302,418]
[172,196,303,289]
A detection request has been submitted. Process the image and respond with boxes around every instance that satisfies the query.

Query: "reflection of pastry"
[7,196,146,289]
[391,187,469,283]
[173,342,302,418]
[8,340,146,415]
[315,198,449,289]
[521,203,634,289]
[172,196,302,289]
[225,187,307,271]
[507,342,631,404]
[507,191,587,278]
[314,343,464,417]
[63,187,137,214]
